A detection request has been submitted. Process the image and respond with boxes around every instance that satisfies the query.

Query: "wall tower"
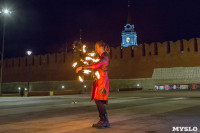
[121,1,137,47]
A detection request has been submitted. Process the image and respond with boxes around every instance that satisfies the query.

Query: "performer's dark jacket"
[91,52,109,102]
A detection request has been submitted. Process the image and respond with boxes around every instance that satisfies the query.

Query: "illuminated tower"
[121,1,137,47]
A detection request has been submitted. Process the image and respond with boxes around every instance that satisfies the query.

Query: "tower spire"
[127,0,132,24]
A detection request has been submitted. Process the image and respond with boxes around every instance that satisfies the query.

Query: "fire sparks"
[79,76,84,82]
[74,44,100,83]
[95,71,100,79]
[88,52,95,57]
[83,61,89,65]
[85,57,100,62]
[83,70,91,74]
[82,45,86,53]
[72,62,78,68]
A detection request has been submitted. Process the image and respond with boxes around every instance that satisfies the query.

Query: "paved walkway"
[0,91,200,133]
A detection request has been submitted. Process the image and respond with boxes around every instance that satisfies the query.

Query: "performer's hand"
[76,66,82,73]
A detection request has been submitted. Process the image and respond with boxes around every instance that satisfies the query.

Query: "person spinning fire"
[76,41,110,129]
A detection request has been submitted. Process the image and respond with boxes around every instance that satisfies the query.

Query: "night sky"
[0,0,200,58]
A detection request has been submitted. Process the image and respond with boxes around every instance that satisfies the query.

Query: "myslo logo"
[172,126,198,132]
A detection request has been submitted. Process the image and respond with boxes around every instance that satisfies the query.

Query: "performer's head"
[95,40,110,55]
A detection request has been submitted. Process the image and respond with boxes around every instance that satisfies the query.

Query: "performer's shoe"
[92,120,104,127]
[92,114,105,127]
[96,121,110,129]
[96,114,110,129]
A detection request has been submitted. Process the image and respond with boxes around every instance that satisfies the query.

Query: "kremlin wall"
[2,38,200,93]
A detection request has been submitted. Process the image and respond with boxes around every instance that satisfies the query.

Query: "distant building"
[121,1,137,47]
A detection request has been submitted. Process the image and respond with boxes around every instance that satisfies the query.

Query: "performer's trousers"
[95,100,107,120]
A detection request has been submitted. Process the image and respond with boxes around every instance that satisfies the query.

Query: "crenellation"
[33,55,41,66]
[49,53,56,65]
[170,40,180,54]
[111,46,121,60]
[14,57,19,67]
[40,54,46,65]
[157,42,163,56]
[144,43,151,56]
[56,52,64,64]
[122,46,132,59]
[134,44,143,57]
[184,38,193,53]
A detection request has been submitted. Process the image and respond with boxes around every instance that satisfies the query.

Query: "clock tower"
[121,1,137,47]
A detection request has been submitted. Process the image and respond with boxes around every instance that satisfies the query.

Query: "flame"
[85,57,100,62]
[72,62,78,68]
[80,59,84,62]
[85,57,92,60]
[93,58,100,62]
[95,71,100,79]
[83,61,89,65]
[83,70,91,74]
[83,45,86,53]
[79,76,84,82]
[88,52,95,57]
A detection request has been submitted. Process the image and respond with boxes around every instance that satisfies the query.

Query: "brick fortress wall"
[3,38,200,83]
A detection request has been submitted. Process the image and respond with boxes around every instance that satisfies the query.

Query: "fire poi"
[72,44,100,82]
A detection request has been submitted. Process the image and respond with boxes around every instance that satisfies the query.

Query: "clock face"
[126,37,130,44]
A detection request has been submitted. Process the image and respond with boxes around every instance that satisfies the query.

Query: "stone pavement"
[0,91,200,133]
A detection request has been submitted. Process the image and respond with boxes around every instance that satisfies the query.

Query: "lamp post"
[26,50,32,92]
[0,9,12,95]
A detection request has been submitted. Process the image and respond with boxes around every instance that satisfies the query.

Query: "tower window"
[126,37,130,44]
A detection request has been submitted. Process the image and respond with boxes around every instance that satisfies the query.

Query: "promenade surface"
[0,91,200,133]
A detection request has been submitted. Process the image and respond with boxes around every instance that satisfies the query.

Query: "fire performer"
[76,41,110,129]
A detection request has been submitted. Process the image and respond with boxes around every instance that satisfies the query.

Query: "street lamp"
[0,9,12,95]
[27,50,32,56]
[26,50,32,92]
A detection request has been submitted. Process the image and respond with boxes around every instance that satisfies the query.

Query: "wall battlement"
[3,38,200,82]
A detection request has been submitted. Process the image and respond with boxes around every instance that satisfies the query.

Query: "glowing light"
[62,85,65,89]
[85,57,92,60]
[83,45,86,53]
[83,61,88,65]
[25,88,27,91]
[79,76,84,82]
[83,70,91,74]
[0,9,12,15]
[88,52,95,57]
[137,84,140,87]
[95,71,100,79]
[85,57,100,62]
[72,62,78,68]
[26,50,32,56]
[93,58,100,62]
[18,87,21,90]
[4,9,9,14]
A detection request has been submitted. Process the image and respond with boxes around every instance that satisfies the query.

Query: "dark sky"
[0,0,200,58]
